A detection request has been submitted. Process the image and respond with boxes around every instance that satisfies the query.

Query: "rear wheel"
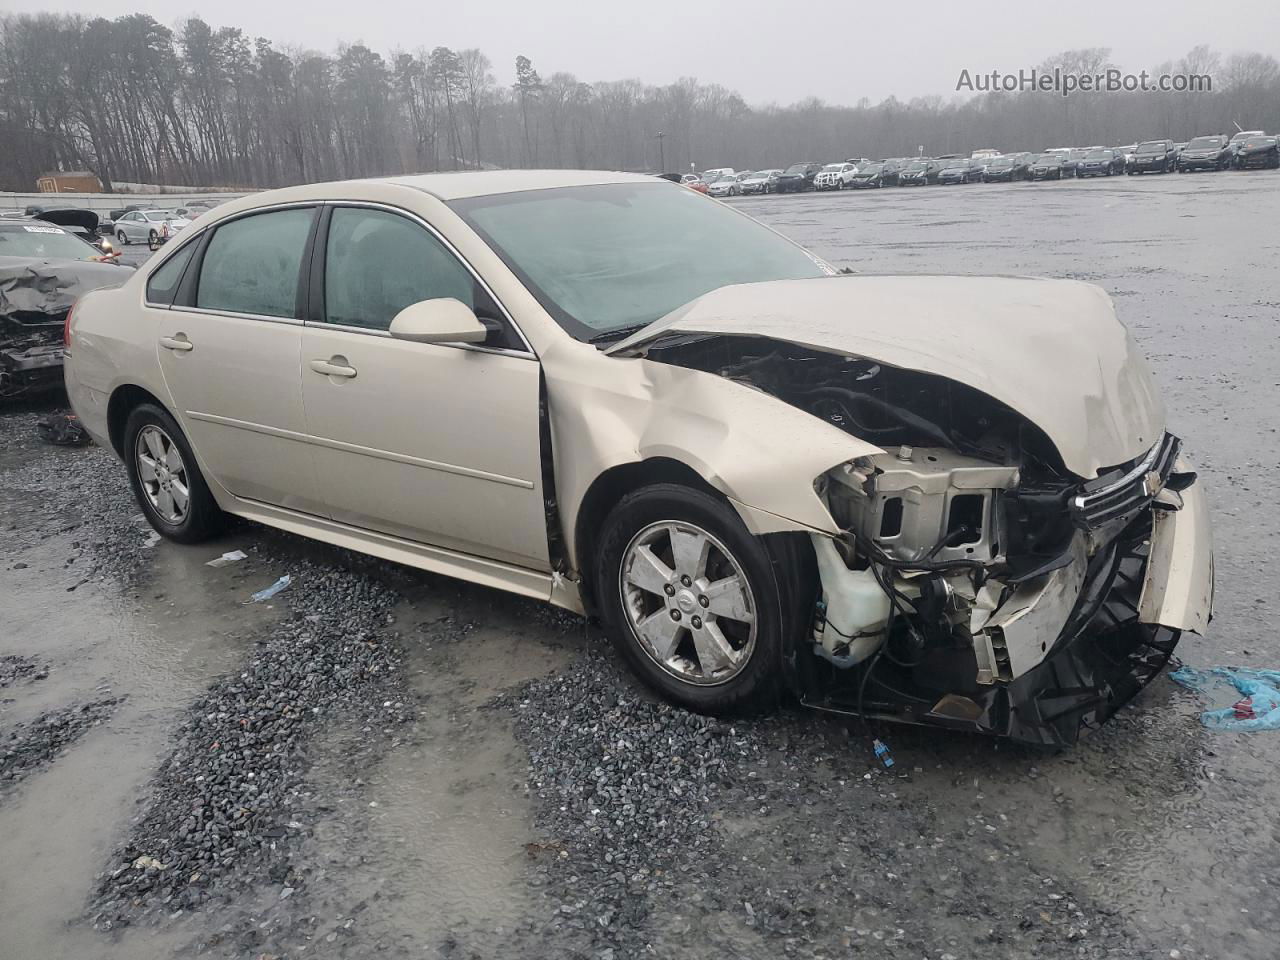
[124,404,225,544]
[595,484,793,714]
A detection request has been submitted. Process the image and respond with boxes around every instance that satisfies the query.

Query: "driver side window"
[321,206,520,349]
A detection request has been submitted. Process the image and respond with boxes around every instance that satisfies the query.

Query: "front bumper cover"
[797,461,1213,747]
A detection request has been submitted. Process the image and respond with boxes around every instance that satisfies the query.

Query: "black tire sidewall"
[124,403,223,544]
[594,483,790,715]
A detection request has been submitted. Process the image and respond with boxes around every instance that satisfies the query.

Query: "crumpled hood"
[610,275,1165,478]
[0,256,131,324]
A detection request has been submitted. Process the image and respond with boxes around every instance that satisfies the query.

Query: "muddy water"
[0,486,269,958]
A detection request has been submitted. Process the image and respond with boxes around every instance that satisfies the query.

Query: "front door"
[156,205,327,516]
[299,204,549,570]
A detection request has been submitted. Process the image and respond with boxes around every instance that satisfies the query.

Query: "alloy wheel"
[618,520,757,686]
[136,424,190,524]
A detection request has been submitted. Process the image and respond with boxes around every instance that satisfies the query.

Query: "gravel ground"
[2,173,1278,960]
[1,698,122,792]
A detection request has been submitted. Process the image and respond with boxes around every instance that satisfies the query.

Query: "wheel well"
[573,457,721,613]
[107,384,167,456]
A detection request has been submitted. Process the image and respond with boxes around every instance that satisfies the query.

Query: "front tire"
[595,484,793,715]
[116,229,128,246]
[124,404,225,544]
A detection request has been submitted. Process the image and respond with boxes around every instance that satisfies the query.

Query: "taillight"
[64,304,74,347]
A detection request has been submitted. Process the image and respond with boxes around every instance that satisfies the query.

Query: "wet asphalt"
[1,170,1278,959]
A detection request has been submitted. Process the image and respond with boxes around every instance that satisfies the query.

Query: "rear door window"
[196,208,314,319]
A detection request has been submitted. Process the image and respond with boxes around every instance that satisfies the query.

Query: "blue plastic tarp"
[1169,665,1280,732]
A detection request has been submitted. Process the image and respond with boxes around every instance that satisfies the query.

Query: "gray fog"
[10,0,1279,104]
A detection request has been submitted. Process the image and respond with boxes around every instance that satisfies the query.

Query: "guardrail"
[0,191,251,215]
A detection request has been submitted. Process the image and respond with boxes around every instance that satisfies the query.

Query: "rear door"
[298,203,549,570]
[155,205,327,515]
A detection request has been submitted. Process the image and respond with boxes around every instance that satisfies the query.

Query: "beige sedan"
[65,171,1213,745]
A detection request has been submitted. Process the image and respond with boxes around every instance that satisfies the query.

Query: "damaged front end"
[1,257,130,400]
[0,313,65,400]
[639,331,1213,747]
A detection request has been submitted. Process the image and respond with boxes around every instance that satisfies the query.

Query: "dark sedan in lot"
[896,158,936,185]
[1232,136,1279,170]
[936,159,978,185]
[878,158,906,185]
[1178,136,1232,172]
[847,162,886,188]
[1076,149,1125,178]
[1028,153,1067,180]
[982,154,1029,182]
[774,161,823,193]
[1128,140,1177,174]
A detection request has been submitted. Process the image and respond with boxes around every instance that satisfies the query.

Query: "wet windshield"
[0,224,95,260]
[452,182,830,340]
[1187,137,1221,149]
[1137,142,1165,154]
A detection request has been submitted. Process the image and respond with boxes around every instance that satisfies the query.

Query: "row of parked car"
[18,199,226,246]
[683,130,1280,195]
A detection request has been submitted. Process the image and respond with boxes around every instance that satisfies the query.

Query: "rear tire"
[124,403,225,544]
[595,483,797,715]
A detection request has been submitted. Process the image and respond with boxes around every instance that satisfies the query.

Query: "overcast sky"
[13,0,1280,104]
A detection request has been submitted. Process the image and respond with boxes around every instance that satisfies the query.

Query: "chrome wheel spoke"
[143,427,165,461]
[170,479,189,514]
[157,487,175,517]
[669,526,710,580]
[691,621,738,675]
[626,544,674,597]
[701,574,753,624]
[637,609,683,661]
[164,443,183,472]
[137,454,158,483]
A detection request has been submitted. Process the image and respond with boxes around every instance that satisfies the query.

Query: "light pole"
[655,131,666,172]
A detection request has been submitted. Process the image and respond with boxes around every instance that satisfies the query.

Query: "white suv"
[813,163,857,191]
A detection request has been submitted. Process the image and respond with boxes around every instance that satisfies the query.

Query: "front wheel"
[595,484,794,715]
[124,404,225,544]
[116,229,128,246]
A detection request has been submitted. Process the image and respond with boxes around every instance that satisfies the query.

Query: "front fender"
[544,339,880,569]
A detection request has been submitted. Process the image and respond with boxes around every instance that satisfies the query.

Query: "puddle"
[0,497,278,959]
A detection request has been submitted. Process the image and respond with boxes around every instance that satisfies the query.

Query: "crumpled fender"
[542,338,880,569]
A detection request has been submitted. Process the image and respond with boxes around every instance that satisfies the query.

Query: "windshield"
[989,159,1013,168]
[858,163,883,174]
[1085,151,1111,159]
[1187,137,1221,149]
[782,163,811,175]
[904,161,927,171]
[943,161,966,170]
[1035,154,1060,163]
[1137,142,1165,154]
[0,224,95,260]
[822,164,843,172]
[451,182,830,340]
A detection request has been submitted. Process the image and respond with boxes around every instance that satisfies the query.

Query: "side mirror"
[388,298,487,345]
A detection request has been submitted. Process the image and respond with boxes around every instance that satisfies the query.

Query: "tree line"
[2,12,1278,192]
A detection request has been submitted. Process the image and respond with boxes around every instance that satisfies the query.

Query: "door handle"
[159,335,193,352]
[309,357,357,379]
